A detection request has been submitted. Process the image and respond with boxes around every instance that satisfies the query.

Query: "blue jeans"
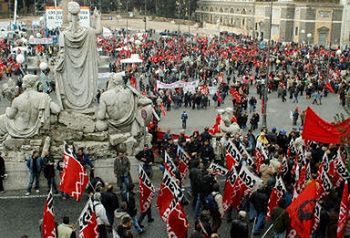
[253,212,265,235]
[119,175,130,193]
[132,217,143,233]
[27,173,40,193]
[194,194,202,221]
[46,177,58,192]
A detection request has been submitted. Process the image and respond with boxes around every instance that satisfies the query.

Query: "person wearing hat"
[230,210,248,238]
[257,131,269,146]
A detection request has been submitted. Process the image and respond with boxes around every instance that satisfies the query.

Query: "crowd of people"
[0,19,350,238]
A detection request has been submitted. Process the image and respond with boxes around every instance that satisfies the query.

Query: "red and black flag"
[59,144,89,202]
[42,188,56,238]
[78,198,99,238]
[139,165,155,214]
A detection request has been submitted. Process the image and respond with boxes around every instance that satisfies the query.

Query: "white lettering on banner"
[45,6,90,30]
[163,169,183,201]
[239,166,262,189]
[28,38,53,45]
[335,154,350,180]
[227,141,242,164]
[227,167,238,184]
[156,80,199,90]
[208,162,228,176]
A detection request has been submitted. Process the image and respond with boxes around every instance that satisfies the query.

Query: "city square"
[0,0,349,238]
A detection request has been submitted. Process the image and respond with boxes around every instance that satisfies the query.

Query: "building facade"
[195,0,350,48]
[0,0,9,18]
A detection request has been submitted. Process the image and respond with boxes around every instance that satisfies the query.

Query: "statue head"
[68,1,80,15]
[108,74,125,90]
[22,74,39,90]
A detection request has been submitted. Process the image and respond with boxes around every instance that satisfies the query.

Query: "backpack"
[113,209,130,231]
[204,192,219,214]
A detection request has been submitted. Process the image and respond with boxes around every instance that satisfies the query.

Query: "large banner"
[45,6,90,30]
[156,80,199,90]
[28,38,53,45]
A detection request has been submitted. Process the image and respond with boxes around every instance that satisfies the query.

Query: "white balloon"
[39,62,48,71]
[16,54,24,64]
[36,33,42,38]
[336,49,342,55]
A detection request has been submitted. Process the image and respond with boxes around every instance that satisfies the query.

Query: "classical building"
[195,0,350,48]
[0,0,9,18]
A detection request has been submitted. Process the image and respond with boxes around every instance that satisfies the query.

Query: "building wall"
[195,0,347,47]
[0,0,9,18]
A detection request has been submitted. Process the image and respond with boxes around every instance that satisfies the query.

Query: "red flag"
[316,165,333,199]
[208,162,228,177]
[59,145,89,202]
[302,107,350,144]
[287,180,317,238]
[228,165,262,210]
[139,165,155,214]
[293,162,310,198]
[325,82,335,93]
[312,202,322,233]
[254,144,267,173]
[226,141,243,170]
[166,202,189,238]
[157,169,184,221]
[267,177,286,219]
[78,198,99,238]
[223,167,238,211]
[160,103,166,118]
[229,88,241,103]
[42,188,56,238]
[177,146,191,180]
[164,151,179,178]
[337,181,350,238]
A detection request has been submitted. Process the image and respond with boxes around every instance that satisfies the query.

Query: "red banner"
[337,181,350,238]
[139,165,155,214]
[42,189,56,238]
[287,180,317,238]
[59,145,89,202]
[302,107,350,144]
[78,198,99,238]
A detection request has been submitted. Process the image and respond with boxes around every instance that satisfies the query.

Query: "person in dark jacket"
[25,150,44,195]
[271,206,290,238]
[123,184,143,234]
[76,147,94,179]
[0,152,6,192]
[42,151,58,193]
[230,210,249,238]
[195,210,213,238]
[135,144,154,178]
[190,160,204,220]
[250,186,269,235]
[116,215,134,238]
[101,184,119,225]
[200,139,215,166]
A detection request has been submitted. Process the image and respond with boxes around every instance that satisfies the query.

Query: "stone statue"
[55,1,102,112]
[0,74,60,139]
[218,108,240,135]
[96,74,153,136]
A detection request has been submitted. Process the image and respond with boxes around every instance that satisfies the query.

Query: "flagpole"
[251,217,257,238]
[261,223,274,238]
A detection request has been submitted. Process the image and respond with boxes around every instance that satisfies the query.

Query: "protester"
[25,150,43,196]
[57,216,76,238]
[0,152,6,193]
[42,151,58,193]
[93,192,110,238]
[114,145,131,192]
[122,184,144,234]
[230,211,249,238]
[101,183,120,226]
[135,144,154,179]
[181,110,189,129]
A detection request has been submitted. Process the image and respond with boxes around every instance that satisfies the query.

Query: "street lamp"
[261,0,273,129]
[307,33,312,45]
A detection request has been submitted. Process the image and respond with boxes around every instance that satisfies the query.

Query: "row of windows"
[200,6,253,14]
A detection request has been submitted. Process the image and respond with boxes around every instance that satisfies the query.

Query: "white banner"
[156,80,199,90]
[45,6,90,30]
[28,37,53,45]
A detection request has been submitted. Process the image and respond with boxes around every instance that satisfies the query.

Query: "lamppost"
[144,0,147,32]
[307,33,312,45]
[262,0,273,128]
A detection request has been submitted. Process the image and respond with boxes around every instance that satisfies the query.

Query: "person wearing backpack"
[204,183,224,233]
[181,111,188,129]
